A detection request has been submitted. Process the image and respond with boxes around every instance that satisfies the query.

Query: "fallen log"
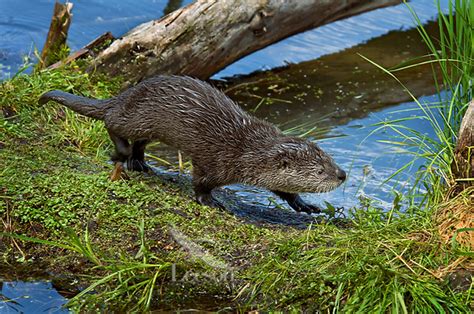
[89,0,402,86]
[38,1,73,69]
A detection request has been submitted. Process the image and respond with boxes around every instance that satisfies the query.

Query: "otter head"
[259,138,346,193]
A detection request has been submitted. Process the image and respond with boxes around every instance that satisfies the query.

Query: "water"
[0,281,68,313]
[0,0,447,80]
[1,0,448,311]
[217,0,449,78]
[0,0,194,80]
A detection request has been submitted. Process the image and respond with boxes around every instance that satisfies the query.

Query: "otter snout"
[336,168,346,182]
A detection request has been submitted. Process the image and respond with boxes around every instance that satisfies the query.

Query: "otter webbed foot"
[272,191,321,214]
[289,198,321,214]
[127,158,152,172]
[192,167,224,210]
[195,192,224,210]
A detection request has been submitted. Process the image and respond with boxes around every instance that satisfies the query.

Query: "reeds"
[364,0,473,206]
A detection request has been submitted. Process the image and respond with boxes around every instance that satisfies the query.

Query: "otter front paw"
[291,201,321,214]
[272,191,321,214]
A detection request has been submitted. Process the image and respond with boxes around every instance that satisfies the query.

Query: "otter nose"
[336,168,346,181]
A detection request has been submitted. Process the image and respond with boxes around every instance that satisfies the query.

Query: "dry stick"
[433,257,470,279]
[1,200,26,259]
[110,162,124,181]
[178,151,184,173]
[409,259,441,279]
[38,1,73,69]
[47,32,115,70]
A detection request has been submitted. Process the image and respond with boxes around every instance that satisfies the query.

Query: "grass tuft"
[241,212,472,312]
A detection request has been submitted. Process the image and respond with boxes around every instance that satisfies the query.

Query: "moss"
[0,66,471,312]
[0,65,287,309]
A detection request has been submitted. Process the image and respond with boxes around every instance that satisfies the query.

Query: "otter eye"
[317,169,324,175]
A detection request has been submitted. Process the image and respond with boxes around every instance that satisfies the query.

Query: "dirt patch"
[435,188,474,251]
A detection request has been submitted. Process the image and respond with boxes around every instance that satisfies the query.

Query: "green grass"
[241,206,472,312]
[0,64,120,156]
[4,221,184,311]
[0,65,276,310]
[1,33,472,311]
[0,139,258,310]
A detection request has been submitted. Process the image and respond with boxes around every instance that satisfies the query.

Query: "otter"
[39,75,346,213]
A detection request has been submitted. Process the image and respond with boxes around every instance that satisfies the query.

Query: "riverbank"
[1,66,472,311]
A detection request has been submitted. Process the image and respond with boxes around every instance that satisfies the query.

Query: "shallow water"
[0,0,193,80]
[0,281,68,313]
[1,0,448,311]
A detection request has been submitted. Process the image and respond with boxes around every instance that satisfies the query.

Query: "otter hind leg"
[192,166,224,209]
[272,191,321,214]
[108,131,132,181]
[127,140,151,172]
[195,187,224,209]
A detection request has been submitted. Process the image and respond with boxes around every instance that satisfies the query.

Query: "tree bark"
[38,1,73,69]
[452,100,474,190]
[89,0,402,86]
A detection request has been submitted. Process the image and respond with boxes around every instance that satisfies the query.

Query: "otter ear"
[273,143,298,169]
[278,157,290,169]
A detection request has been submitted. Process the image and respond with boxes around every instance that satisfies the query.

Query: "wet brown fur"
[39,75,345,213]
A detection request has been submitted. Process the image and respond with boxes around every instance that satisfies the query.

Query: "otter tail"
[39,90,109,120]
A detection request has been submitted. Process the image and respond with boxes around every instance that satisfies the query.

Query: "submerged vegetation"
[1,1,473,312]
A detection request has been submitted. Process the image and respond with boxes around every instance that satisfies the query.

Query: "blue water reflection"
[1,0,448,80]
[0,281,69,313]
[217,0,449,77]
